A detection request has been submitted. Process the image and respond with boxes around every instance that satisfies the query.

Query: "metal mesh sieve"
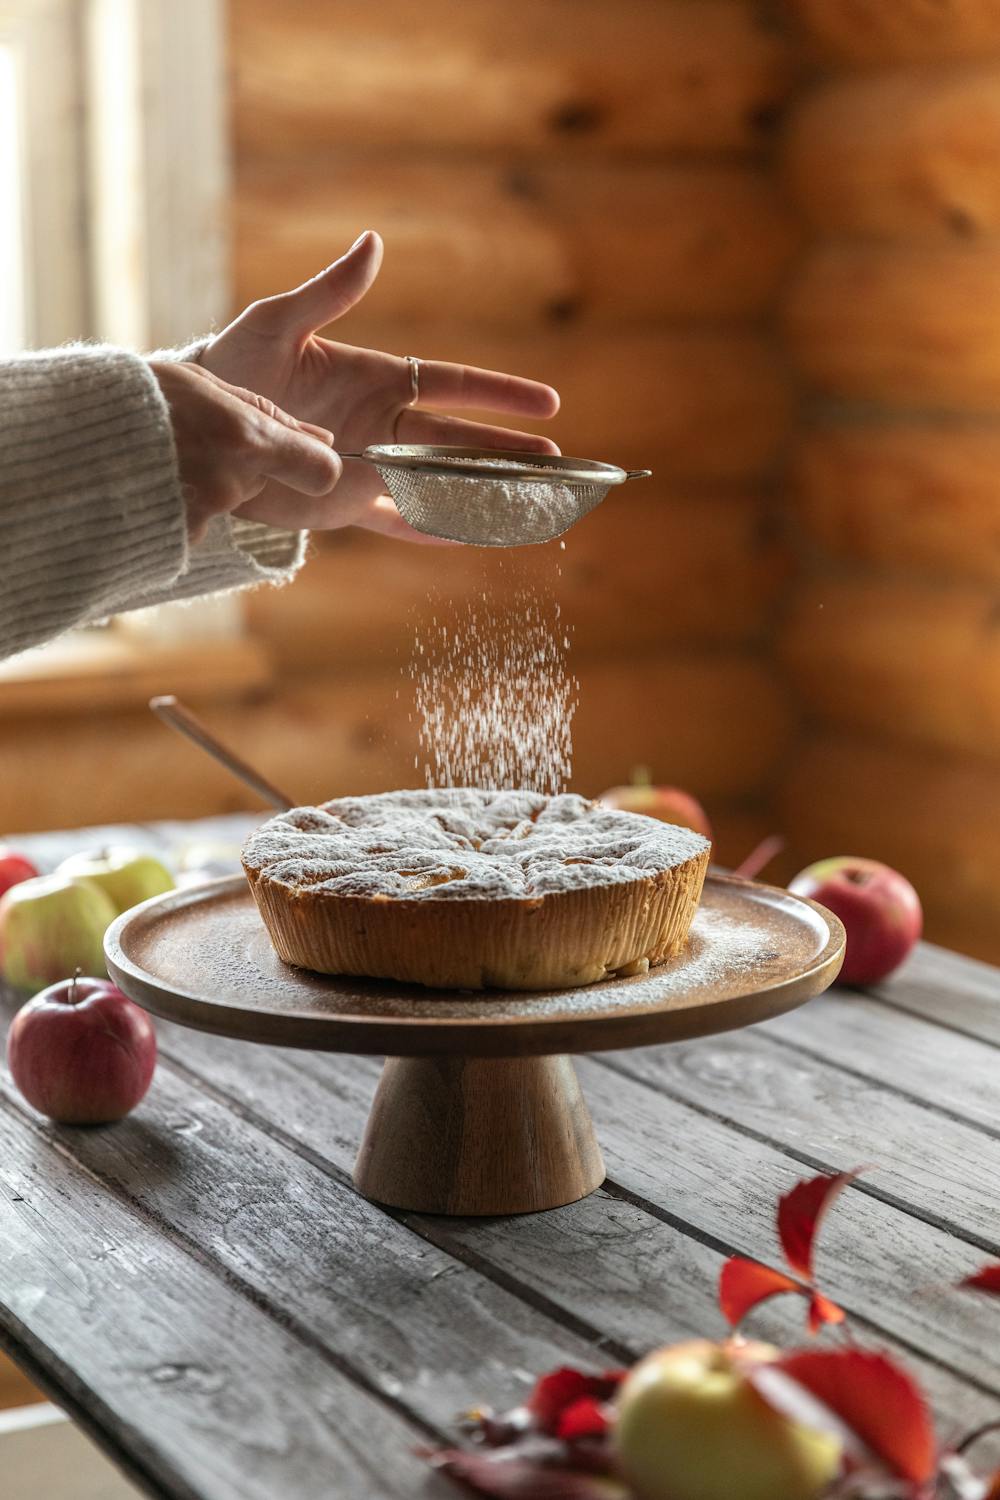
[341,445,652,546]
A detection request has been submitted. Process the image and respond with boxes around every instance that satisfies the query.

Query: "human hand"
[150,361,342,542]
[198,231,561,543]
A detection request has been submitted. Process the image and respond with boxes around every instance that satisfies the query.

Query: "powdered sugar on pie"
[242,789,710,903]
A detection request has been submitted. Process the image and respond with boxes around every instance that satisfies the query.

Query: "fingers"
[251,410,343,498]
[394,408,561,454]
[247,231,384,341]
[410,358,560,418]
[150,359,342,540]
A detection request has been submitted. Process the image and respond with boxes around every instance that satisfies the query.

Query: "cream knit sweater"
[0,342,306,662]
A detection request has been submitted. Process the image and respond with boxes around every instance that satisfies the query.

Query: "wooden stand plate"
[105,875,844,1217]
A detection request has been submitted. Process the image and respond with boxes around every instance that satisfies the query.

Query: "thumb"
[255,230,384,340]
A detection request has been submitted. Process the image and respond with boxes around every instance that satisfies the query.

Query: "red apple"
[789,856,922,986]
[0,847,39,900]
[6,974,157,1123]
[615,1339,842,1500]
[598,769,712,840]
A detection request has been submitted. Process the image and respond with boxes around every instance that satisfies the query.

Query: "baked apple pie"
[242,789,710,991]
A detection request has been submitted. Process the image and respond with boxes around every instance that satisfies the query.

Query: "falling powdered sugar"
[408,557,577,796]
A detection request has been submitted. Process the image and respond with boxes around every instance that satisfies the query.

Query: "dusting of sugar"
[149,880,820,1026]
[409,555,577,797]
[335,902,795,1018]
[242,788,709,901]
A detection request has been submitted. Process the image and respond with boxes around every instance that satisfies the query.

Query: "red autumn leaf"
[556,1398,609,1443]
[719,1256,804,1326]
[959,1264,1000,1297]
[528,1369,591,1434]
[425,1445,626,1498]
[807,1290,846,1335]
[779,1169,860,1283]
[527,1368,624,1436]
[777,1348,936,1484]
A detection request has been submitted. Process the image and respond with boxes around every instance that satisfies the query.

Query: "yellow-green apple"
[615,1339,842,1500]
[6,974,156,1123]
[0,875,116,990]
[0,847,39,900]
[598,770,712,840]
[789,857,922,986]
[57,846,174,914]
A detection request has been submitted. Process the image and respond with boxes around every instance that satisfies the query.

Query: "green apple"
[57,846,174,914]
[615,1339,842,1500]
[0,874,117,990]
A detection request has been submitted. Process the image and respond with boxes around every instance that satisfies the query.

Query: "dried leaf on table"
[777,1348,936,1484]
[425,1442,627,1499]
[959,1265,1000,1298]
[718,1255,803,1325]
[778,1169,861,1283]
[527,1368,624,1437]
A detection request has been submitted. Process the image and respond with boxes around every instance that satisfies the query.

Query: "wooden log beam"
[230,0,795,158]
[0,655,791,833]
[779,733,1000,963]
[323,328,791,479]
[785,67,1000,239]
[246,490,787,670]
[779,576,1000,761]
[235,161,800,325]
[784,242,1000,409]
[788,0,1000,65]
[794,422,1000,586]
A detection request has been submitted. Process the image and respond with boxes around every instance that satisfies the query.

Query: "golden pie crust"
[242,790,710,991]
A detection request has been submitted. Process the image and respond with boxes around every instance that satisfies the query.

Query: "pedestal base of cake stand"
[354,1054,604,1216]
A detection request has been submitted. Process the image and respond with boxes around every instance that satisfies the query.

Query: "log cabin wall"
[224,0,801,869]
[778,0,1000,962]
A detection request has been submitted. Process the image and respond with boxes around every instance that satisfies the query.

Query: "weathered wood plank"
[762,989,1000,1138]
[785,242,1000,411]
[0,1097,446,1500]
[231,0,795,157]
[0,1053,615,1431]
[789,0,1000,65]
[778,576,1000,762]
[872,943,1000,1044]
[785,67,1000,240]
[793,422,1000,587]
[149,1025,1000,1434]
[235,160,799,325]
[597,1022,1000,1251]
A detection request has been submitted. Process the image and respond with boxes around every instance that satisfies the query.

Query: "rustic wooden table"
[1,818,999,1499]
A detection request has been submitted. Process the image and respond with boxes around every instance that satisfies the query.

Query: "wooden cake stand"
[105,874,844,1218]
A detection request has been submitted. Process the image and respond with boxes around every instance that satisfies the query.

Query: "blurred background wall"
[1,0,998,965]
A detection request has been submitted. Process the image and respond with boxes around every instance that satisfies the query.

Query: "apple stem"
[69,968,83,1005]
[630,765,651,788]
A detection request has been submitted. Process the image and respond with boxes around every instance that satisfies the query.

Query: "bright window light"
[0,44,25,354]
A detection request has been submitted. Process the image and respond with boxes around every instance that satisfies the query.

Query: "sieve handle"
[624,470,652,481]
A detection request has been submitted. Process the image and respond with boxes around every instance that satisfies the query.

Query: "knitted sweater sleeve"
[0,343,306,662]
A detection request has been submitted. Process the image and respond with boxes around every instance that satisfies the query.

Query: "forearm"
[0,345,186,660]
[0,344,307,662]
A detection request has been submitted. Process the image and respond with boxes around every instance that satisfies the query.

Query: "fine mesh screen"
[374,464,609,547]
